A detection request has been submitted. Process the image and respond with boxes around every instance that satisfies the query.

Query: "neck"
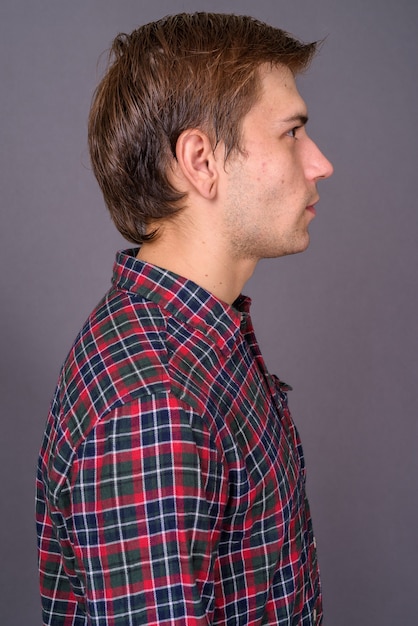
[136,226,257,305]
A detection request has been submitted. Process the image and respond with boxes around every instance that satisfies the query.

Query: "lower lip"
[306,205,316,216]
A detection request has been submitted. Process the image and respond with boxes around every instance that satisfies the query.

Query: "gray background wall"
[1,1,417,624]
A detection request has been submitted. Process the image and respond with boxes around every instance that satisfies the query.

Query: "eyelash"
[286,126,301,139]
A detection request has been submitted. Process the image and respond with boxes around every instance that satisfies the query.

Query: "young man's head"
[88,13,320,244]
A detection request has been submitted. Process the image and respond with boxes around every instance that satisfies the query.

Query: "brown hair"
[88,13,317,243]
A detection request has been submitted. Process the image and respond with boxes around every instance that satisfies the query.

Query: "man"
[36,13,333,626]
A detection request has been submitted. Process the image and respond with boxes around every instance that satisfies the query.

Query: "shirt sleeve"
[38,392,227,625]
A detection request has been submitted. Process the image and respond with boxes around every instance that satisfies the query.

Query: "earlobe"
[175,129,218,199]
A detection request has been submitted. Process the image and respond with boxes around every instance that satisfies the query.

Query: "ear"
[175,129,219,199]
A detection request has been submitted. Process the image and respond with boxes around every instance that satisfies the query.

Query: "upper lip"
[308,196,320,207]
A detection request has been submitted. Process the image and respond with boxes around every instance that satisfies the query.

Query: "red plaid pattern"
[36,249,322,625]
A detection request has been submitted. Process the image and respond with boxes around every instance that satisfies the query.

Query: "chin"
[277,235,311,258]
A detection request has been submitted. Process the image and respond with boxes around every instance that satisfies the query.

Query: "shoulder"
[57,287,171,442]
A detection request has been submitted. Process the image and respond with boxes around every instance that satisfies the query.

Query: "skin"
[137,64,333,304]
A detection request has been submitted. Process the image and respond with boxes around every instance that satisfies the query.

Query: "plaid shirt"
[36,249,322,625]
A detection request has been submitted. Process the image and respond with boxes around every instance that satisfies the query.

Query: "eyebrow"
[282,114,309,126]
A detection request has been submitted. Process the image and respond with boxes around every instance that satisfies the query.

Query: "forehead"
[249,64,307,122]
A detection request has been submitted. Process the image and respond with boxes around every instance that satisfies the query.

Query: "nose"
[306,137,334,181]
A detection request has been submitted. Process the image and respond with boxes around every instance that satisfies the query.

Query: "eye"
[286,126,300,139]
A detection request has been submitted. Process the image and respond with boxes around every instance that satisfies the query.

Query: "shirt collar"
[112,249,252,353]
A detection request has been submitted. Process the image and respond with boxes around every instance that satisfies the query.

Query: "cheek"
[260,156,290,186]
[257,162,268,182]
